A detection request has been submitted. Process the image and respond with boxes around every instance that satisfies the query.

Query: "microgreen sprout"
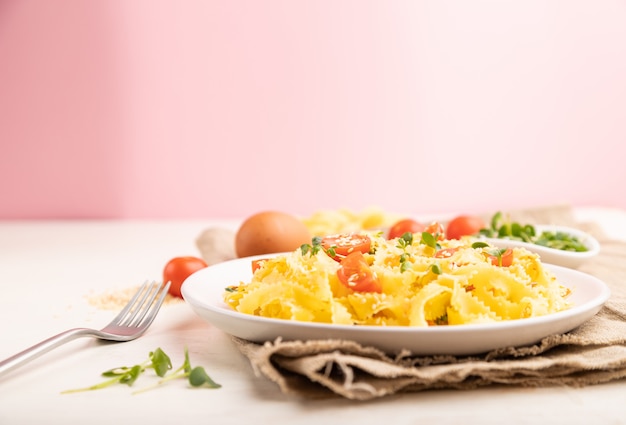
[420,231,439,250]
[301,236,323,256]
[397,232,413,249]
[133,347,221,394]
[488,248,509,266]
[150,347,173,377]
[397,232,414,272]
[61,347,220,395]
[471,241,510,266]
[399,253,412,272]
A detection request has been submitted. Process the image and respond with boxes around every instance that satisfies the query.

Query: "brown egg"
[235,211,312,258]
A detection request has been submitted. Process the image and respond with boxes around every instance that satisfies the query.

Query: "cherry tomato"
[434,248,459,259]
[387,218,425,240]
[336,251,382,293]
[488,248,513,267]
[424,221,445,240]
[251,258,268,273]
[446,215,486,240]
[321,233,371,261]
[163,256,208,298]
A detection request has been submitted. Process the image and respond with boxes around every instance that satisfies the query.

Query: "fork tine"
[134,281,171,329]
[127,281,166,327]
[115,281,160,327]
[111,281,149,326]
[109,280,152,324]
[119,281,157,327]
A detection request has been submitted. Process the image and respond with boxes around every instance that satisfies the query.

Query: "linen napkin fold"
[232,205,626,400]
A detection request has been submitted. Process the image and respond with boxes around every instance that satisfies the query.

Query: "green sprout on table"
[61,347,220,395]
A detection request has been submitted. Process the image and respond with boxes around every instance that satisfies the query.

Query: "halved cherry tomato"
[163,256,208,298]
[336,251,382,293]
[434,248,459,259]
[446,215,486,240]
[424,221,445,240]
[251,258,268,273]
[387,218,425,240]
[489,248,513,267]
[321,233,371,262]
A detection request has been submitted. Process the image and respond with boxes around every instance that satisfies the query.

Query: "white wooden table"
[1,207,626,424]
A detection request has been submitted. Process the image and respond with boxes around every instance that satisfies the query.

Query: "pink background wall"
[1,1,625,220]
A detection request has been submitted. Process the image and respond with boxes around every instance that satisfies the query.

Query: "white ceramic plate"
[482,224,600,269]
[182,255,610,356]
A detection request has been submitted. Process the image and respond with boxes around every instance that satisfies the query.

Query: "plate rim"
[181,254,611,354]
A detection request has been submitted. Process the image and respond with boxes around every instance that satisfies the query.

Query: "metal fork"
[0,280,170,378]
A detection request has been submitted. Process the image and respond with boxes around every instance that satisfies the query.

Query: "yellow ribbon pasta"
[223,234,571,327]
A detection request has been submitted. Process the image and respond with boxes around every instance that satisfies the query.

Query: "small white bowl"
[481,224,600,269]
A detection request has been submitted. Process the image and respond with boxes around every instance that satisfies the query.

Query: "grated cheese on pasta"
[223,234,571,327]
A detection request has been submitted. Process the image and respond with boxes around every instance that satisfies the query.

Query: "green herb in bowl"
[478,212,589,253]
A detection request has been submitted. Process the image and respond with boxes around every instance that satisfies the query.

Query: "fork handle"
[0,328,94,378]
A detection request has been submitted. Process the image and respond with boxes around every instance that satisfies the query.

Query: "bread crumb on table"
[86,286,182,311]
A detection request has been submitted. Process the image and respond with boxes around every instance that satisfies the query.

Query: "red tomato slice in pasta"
[321,233,371,261]
[424,221,446,241]
[336,251,381,293]
[489,248,513,267]
[434,248,459,259]
[251,258,268,272]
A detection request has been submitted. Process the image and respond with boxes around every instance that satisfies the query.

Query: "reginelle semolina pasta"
[223,230,571,327]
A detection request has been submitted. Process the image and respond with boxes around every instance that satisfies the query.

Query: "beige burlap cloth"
[232,205,626,400]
